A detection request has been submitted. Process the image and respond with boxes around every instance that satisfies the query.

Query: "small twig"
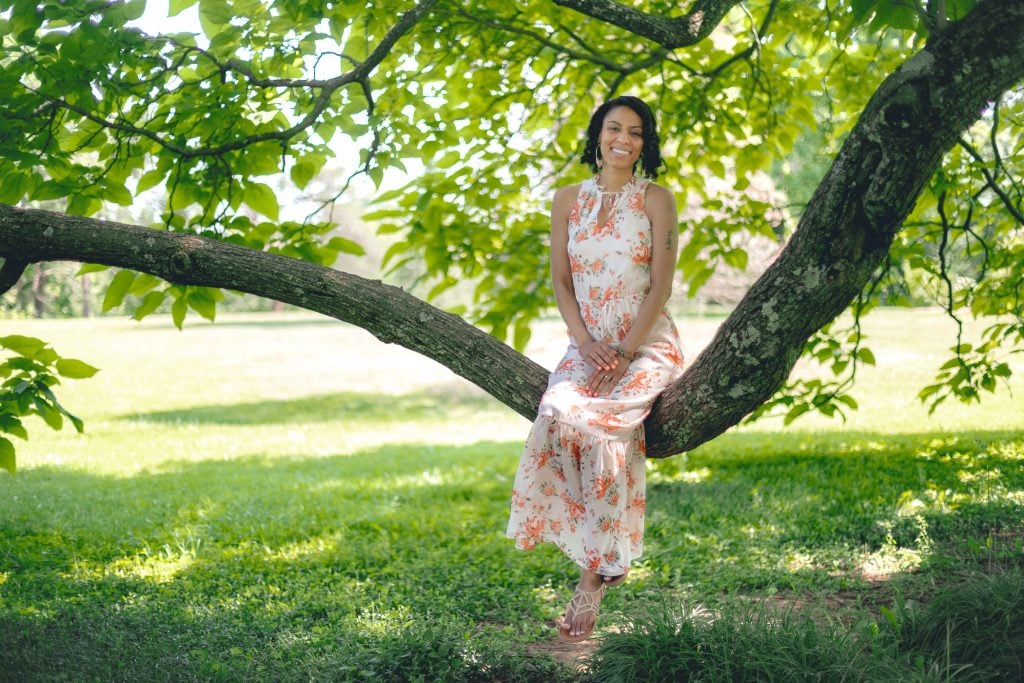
[958,137,1024,226]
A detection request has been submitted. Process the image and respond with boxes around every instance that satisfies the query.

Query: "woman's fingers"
[584,341,617,371]
[587,366,625,396]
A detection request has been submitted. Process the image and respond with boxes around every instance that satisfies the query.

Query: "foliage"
[1,0,1022,467]
[0,312,1022,678]
[0,334,97,473]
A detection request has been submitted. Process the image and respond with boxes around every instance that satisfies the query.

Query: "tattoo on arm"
[665,228,674,251]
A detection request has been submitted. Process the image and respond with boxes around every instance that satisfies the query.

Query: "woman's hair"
[580,95,665,179]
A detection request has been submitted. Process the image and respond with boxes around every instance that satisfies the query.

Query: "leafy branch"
[22,0,440,161]
[0,335,99,474]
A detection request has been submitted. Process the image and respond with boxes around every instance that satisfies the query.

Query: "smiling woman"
[506,95,686,642]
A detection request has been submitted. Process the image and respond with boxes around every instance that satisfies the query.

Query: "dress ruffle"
[507,416,646,575]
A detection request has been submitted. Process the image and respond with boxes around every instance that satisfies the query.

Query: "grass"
[0,307,1022,680]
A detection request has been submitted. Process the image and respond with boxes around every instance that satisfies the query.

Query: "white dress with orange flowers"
[506,176,685,576]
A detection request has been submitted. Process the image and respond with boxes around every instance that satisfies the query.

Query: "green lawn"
[1,308,1022,681]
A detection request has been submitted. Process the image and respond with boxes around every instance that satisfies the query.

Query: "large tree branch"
[643,0,1024,455]
[551,0,741,48]
[0,205,550,422]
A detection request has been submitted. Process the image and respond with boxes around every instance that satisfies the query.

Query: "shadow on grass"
[121,389,503,425]
[1,427,1022,679]
[643,427,1024,596]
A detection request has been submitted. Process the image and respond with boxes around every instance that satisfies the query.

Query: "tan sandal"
[556,582,606,642]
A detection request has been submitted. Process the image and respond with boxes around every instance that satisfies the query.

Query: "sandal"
[602,567,630,588]
[556,582,606,642]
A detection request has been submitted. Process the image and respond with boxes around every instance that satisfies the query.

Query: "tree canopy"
[1,0,1023,472]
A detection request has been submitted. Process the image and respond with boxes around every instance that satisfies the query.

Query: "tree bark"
[1,0,1022,457]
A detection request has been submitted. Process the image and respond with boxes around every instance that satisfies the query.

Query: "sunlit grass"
[0,308,1022,680]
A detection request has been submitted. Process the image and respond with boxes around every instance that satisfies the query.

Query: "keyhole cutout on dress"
[595,190,625,229]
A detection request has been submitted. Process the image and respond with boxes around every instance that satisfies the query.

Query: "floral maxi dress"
[506,176,685,576]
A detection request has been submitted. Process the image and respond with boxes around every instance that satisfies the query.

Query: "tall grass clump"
[329,619,572,682]
[582,598,909,682]
[883,567,1024,681]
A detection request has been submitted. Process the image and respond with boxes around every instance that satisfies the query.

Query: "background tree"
[1,0,1023,472]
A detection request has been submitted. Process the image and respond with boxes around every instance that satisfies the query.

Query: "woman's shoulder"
[641,180,673,200]
[552,182,585,208]
[642,181,676,210]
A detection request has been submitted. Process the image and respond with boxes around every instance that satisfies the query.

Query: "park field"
[1,307,1023,681]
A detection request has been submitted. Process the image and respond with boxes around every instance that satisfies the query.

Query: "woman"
[507,95,685,641]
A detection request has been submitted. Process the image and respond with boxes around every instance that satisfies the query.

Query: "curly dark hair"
[580,95,665,179]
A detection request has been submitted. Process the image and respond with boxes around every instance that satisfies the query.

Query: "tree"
[1,0,1023,473]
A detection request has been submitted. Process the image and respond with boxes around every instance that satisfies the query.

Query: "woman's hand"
[579,339,619,373]
[586,357,629,397]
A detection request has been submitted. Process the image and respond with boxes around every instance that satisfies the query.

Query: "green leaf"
[75,263,109,276]
[55,358,99,379]
[836,395,859,409]
[0,415,28,440]
[34,397,63,431]
[187,288,217,322]
[327,236,366,256]
[102,270,137,311]
[513,316,532,352]
[0,335,46,357]
[133,291,167,320]
[870,0,919,32]
[723,248,748,271]
[101,180,133,206]
[136,168,166,194]
[243,182,280,221]
[0,437,14,474]
[171,294,188,330]
[169,0,200,16]
[199,0,232,28]
[857,348,876,365]
[783,403,811,425]
[851,0,876,21]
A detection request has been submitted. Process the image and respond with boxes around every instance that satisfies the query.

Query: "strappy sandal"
[556,582,606,642]
[602,567,630,588]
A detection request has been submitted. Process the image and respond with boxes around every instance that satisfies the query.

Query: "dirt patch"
[525,626,601,671]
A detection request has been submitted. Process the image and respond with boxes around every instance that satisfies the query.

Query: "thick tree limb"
[643,0,1024,455]
[552,0,741,48]
[2,0,1022,459]
[0,205,550,422]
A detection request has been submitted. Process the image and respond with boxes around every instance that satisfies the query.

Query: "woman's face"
[599,106,644,171]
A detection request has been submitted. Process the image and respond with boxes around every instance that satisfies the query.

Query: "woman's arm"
[550,185,619,373]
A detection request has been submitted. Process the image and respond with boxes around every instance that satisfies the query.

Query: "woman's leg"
[557,567,606,640]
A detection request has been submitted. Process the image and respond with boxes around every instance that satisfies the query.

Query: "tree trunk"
[31,264,46,318]
[81,273,91,318]
[1,0,1022,457]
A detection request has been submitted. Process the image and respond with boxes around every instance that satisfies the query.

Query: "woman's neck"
[596,169,634,193]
